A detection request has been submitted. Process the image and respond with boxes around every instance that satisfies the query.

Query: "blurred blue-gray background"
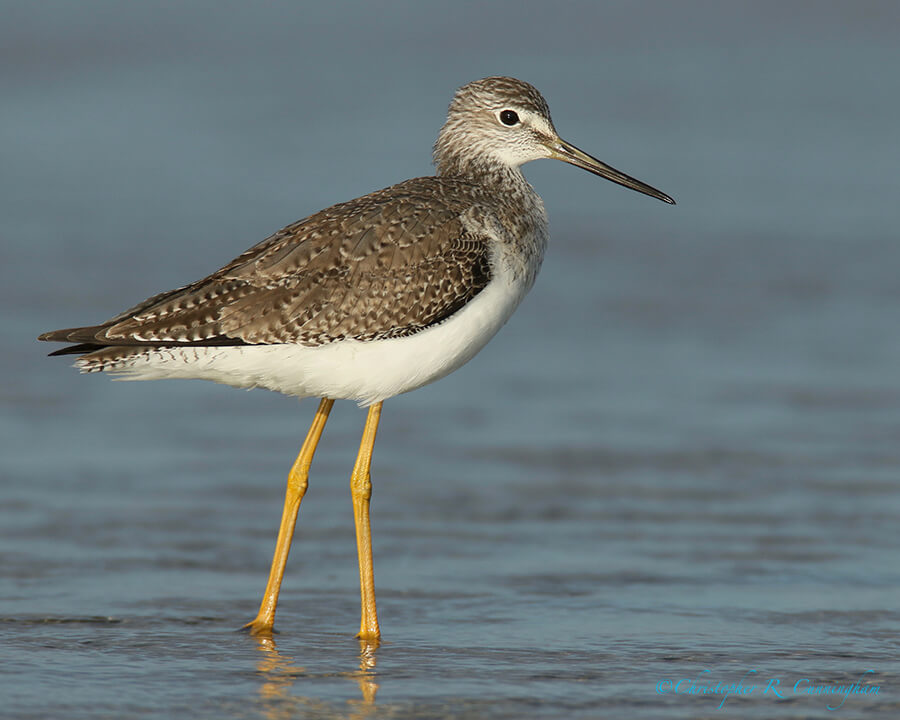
[3,2,898,718]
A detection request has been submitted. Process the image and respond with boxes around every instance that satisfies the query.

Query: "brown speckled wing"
[40,178,493,350]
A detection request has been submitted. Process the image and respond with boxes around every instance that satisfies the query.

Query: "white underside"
[82,256,532,406]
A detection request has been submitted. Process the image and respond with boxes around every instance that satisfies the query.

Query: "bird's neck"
[436,154,540,210]
[435,153,548,292]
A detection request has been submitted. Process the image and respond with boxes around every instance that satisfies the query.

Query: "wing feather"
[39,177,494,352]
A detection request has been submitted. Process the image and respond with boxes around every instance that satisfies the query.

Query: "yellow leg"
[244,398,334,636]
[351,402,383,641]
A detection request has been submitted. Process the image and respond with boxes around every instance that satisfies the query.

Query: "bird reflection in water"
[252,635,379,717]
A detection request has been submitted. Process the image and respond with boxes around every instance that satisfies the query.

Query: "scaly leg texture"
[351,402,383,641]
[245,398,334,635]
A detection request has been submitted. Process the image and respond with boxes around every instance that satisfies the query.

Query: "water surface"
[3,2,899,717]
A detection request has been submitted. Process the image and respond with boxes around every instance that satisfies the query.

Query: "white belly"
[85,254,533,406]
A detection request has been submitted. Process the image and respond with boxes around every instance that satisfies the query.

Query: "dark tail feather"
[38,325,107,344]
[47,343,104,357]
[39,325,250,357]
[39,325,109,357]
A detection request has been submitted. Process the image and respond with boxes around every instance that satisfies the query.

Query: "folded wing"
[40,179,493,354]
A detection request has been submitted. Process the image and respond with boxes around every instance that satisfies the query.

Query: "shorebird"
[39,76,674,640]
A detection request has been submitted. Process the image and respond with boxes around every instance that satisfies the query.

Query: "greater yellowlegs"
[39,76,674,640]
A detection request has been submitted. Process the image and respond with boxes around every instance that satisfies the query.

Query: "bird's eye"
[499,109,519,126]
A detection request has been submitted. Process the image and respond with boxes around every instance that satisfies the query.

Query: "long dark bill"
[553,139,675,205]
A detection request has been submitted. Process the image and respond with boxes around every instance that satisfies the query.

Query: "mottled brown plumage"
[41,177,505,354]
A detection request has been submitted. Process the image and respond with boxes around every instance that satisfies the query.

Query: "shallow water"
[3,2,900,718]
